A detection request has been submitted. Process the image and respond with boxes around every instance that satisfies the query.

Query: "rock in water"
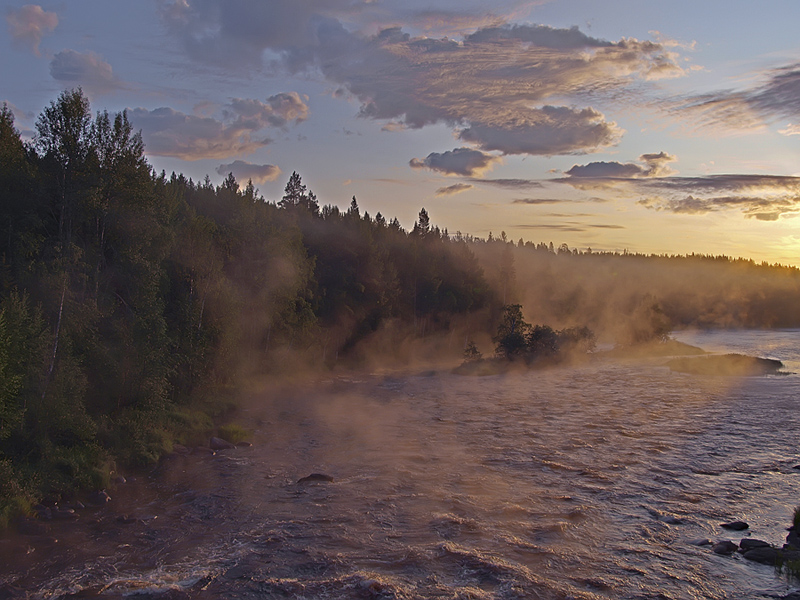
[720,520,749,531]
[739,538,771,552]
[713,541,739,555]
[210,437,236,451]
[297,473,334,484]
[742,546,781,565]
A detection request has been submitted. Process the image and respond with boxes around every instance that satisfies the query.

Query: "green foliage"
[0,94,494,525]
[493,304,531,359]
[494,304,595,363]
[463,341,482,362]
[217,423,251,444]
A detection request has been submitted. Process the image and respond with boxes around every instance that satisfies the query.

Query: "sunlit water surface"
[2,329,800,599]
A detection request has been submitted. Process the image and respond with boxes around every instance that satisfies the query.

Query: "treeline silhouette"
[2,89,800,522]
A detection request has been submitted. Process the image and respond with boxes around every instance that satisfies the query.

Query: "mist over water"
[3,330,800,599]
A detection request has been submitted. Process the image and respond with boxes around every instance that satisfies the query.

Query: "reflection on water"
[3,330,800,599]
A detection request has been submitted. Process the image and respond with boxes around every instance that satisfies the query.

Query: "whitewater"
[2,329,800,599]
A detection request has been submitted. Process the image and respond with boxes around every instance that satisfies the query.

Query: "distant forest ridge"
[1,90,800,521]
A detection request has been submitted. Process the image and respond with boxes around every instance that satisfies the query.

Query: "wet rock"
[111,475,126,484]
[688,538,713,546]
[782,592,800,600]
[739,538,771,552]
[720,520,749,531]
[742,546,781,565]
[712,541,738,555]
[787,526,800,549]
[297,473,334,484]
[235,441,253,448]
[210,437,235,451]
[85,490,111,507]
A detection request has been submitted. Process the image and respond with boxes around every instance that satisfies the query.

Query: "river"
[2,329,800,599]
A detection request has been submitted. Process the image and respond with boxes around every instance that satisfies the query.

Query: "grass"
[217,423,251,444]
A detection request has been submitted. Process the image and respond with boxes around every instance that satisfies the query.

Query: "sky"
[2,1,800,265]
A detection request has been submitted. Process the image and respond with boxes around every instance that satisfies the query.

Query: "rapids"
[2,329,800,599]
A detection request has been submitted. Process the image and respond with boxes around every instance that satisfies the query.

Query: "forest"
[2,89,800,524]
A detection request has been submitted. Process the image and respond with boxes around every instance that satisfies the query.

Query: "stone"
[786,527,800,549]
[712,541,738,555]
[235,441,253,448]
[739,538,772,552]
[720,520,749,531]
[210,437,236,451]
[742,546,781,565]
[688,538,713,546]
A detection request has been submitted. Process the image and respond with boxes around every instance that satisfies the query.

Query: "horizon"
[3,0,800,265]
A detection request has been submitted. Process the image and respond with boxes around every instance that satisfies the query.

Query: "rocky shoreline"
[690,516,800,599]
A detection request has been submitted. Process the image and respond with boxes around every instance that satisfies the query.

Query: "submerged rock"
[742,546,781,565]
[297,473,334,484]
[210,437,236,451]
[720,520,749,531]
[739,538,771,552]
[787,526,800,549]
[713,541,739,555]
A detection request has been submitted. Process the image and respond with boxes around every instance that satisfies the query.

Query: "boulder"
[739,538,772,552]
[742,546,781,565]
[720,520,749,531]
[712,541,739,555]
[787,526,800,549]
[210,437,236,451]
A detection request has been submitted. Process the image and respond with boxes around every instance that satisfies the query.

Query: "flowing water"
[3,330,800,599]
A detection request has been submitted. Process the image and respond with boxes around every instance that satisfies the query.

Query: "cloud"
[6,4,57,56]
[514,222,625,232]
[632,174,800,220]
[675,63,800,131]
[50,50,124,94]
[565,151,677,178]
[216,160,281,184]
[129,94,308,160]
[409,147,500,176]
[225,92,309,128]
[471,178,544,189]
[160,3,686,156]
[779,123,800,136]
[459,106,623,156]
[559,154,800,220]
[513,198,571,205]
[435,183,474,197]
